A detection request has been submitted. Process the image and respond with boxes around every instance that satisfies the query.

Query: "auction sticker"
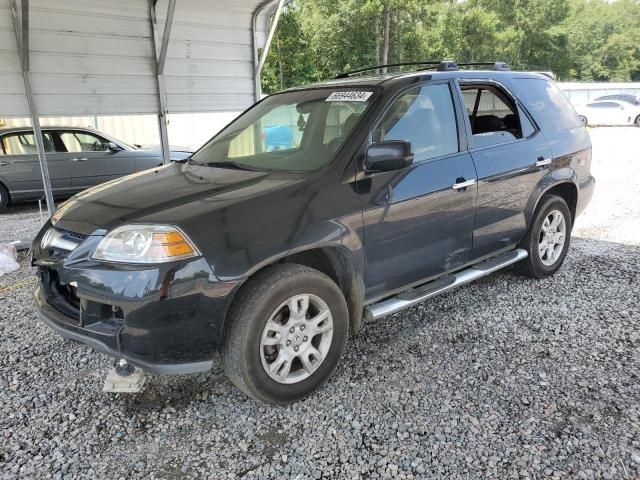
[326,91,373,102]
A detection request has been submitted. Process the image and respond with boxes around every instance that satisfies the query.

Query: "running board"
[364,249,528,321]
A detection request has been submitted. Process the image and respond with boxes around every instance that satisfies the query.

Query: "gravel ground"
[1,127,639,479]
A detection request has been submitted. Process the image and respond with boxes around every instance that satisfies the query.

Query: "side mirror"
[108,142,121,152]
[365,140,414,173]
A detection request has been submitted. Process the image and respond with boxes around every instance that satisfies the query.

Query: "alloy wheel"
[538,209,567,266]
[260,294,334,384]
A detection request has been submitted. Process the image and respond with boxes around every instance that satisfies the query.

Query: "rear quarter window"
[512,78,582,132]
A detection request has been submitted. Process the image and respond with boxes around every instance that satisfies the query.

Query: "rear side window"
[1,132,55,155]
[513,78,582,132]
[373,83,459,162]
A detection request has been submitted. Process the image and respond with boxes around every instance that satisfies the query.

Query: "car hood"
[132,148,192,161]
[52,162,306,235]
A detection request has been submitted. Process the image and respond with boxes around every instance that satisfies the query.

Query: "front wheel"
[635,115,640,128]
[579,115,588,127]
[515,194,572,279]
[223,264,349,404]
[0,183,9,212]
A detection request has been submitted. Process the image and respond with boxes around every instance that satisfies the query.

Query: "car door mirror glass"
[365,140,414,173]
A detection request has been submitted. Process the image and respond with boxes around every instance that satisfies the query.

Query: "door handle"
[71,157,88,162]
[451,178,476,190]
[536,157,552,167]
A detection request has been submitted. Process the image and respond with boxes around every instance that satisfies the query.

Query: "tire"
[0,183,9,212]
[635,115,640,128]
[223,264,349,404]
[515,194,572,279]
[579,115,588,127]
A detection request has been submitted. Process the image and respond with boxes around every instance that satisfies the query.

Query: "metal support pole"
[149,0,176,165]
[156,76,171,165]
[252,0,285,102]
[11,0,55,216]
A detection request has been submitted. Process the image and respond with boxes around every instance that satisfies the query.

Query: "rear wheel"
[223,264,349,404]
[579,115,588,127]
[0,183,9,212]
[515,194,572,278]
[635,115,640,128]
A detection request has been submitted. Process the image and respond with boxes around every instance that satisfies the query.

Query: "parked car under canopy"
[0,0,285,215]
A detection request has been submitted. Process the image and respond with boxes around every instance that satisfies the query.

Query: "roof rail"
[334,60,509,79]
[457,62,510,71]
[335,61,443,79]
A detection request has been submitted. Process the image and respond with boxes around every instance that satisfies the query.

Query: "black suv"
[32,62,595,404]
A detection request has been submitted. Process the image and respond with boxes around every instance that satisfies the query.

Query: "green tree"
[261,0,640,92]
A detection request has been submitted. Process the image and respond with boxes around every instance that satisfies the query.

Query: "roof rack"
[457,62,510,71]
[335,60,510,79]
[335,61,444,79]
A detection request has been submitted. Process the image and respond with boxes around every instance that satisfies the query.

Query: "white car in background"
[575,100,640,127]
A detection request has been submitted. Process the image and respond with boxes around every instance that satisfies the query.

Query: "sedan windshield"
[189,88,374,172]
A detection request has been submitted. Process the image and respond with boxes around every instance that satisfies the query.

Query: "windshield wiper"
[202,161,259,171]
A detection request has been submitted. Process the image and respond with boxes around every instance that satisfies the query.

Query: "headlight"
[92,225,200,264]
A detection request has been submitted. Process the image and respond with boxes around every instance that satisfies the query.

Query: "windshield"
[190,88,374,172]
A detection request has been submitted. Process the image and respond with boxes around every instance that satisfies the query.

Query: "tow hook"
[115,358,134,376]
[103,359,147,393]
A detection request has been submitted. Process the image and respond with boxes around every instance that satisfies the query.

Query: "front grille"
[61,229,89,242]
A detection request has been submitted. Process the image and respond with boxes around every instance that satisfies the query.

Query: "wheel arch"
[0,177,11,206]
[222,245,365,339]
[527,179,578,229]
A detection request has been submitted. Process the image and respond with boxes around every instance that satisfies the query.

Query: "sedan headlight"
[92,225,200,264]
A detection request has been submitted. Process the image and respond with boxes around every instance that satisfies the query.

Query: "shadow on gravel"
[3,203,41,214]
[116,372,228,415]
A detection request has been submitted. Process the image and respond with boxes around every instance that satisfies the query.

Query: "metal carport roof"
[0,0,284,215]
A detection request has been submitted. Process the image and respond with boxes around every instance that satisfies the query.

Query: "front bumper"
[32,227,239,375]
[35,287,213,375]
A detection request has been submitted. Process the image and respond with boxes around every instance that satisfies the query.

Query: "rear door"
[0,130,71,200]
[56,130,135,190]
[457,81,552,260]
[360,81,478,299]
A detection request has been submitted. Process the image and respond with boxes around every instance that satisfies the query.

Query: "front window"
[58,131,111,152]
[190,88,374,172]
[373,84,459,162]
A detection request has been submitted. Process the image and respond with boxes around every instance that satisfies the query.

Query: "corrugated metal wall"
[559,82,640,105]
[0,0,273,117]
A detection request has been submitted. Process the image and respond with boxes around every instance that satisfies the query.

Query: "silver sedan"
[0,126,191,211]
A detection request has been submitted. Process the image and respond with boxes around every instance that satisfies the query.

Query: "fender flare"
[524,168,578,229]
[221,242,365,338]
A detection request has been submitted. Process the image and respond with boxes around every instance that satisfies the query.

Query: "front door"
[56,130,135,190]
[360,82,477,299]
